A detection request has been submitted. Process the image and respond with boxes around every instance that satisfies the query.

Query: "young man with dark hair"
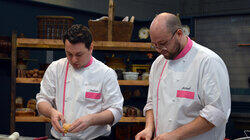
[36,24,124,139]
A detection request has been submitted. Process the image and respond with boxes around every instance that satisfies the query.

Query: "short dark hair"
[166,14,182,34]
[62,24,92,49]
[165,15,182,34]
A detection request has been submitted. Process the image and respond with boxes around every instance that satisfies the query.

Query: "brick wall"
[195,15,250,88]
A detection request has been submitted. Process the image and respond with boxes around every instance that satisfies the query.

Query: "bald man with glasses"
[135,13,231,140]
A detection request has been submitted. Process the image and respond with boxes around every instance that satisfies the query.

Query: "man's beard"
[163,40,182,60]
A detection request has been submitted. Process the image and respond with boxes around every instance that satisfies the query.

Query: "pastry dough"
[63,123,71,133]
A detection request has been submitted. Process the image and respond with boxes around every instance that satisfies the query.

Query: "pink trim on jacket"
[156,60,168,137]
[84,56,93,68]
[174,37,193,60]
[62,61,69,116]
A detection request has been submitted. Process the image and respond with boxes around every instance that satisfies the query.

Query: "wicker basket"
[0,36,11,58]
[36,16,74,39]
[88,20,133,42]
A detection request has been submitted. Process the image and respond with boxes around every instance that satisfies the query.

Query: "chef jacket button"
[65,97,71,102]
[169,119,172,122]
[172,99,175,102]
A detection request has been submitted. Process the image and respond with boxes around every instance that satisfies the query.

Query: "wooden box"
[36,16,74,39]
[88,20,133,42]
[0,36,11,58]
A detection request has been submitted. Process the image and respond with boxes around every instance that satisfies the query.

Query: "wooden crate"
[88,20,133,42]
[36,16,74,39]
[0,36,11,58]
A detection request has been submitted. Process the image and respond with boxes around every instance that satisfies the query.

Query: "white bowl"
[142,72,149,80]
[123,72,139,80]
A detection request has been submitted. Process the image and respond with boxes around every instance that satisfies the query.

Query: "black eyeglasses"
[151,29,179,50]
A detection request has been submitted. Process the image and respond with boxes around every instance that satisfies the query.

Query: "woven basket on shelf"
[88,20,133,42]
[36,16,74,39]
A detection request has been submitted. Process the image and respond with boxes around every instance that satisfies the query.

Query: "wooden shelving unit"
[16,78,149,86]
[17,38,154,51]
[12,0,152,129]
[11,31,151,133]
[15,116,145,123]
[10,1,149,138]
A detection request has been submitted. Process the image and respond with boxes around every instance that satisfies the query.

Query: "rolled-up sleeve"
[36,62,56,110]
[199,57,231,127]
[143,67,154,116]
[101,69,124,125]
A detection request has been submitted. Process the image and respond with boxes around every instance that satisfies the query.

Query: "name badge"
[176,90,194,99]
[85,92,101,99]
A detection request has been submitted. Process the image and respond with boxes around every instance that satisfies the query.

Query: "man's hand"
[135,109,155,140]
[153,132,180,140]
[68,115,92,133]
[135,128,153,140]
[49,108,65,133]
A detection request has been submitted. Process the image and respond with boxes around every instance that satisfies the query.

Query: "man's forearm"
[145,109,155,132]
[170,116,214,139]
[37,101,54,118]
[88,110,114,126]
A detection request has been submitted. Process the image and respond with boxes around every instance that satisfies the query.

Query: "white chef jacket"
[144,37,231,140]
[36,57,124,139]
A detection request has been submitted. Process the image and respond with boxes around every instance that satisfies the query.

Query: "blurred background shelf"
[119,117,145,122]
[0,57,10,60]
[15,116,145,123]
[16,38,154,51]
[15,116,50,123]
[16,78,41,84]
[119,80,149,86]
[16,78,149,86]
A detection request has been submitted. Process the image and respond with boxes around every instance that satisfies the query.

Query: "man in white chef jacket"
[36,24,124,139]
[135,13,231,140]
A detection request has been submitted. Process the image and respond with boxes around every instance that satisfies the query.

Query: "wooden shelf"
[119,117,145,122]
[0,57,10,60]
[238,44,250,47]
[16,38,154,51]
[16,116,50,122]
[93,41,154,51]
[16,78,149,86]
[16,78,41,84]
[17,38,64,49]
[15,116,145,123]
[119,80,149,86]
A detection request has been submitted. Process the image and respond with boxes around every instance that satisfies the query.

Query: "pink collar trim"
[174,37,193,60]
[84,56,93,68]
